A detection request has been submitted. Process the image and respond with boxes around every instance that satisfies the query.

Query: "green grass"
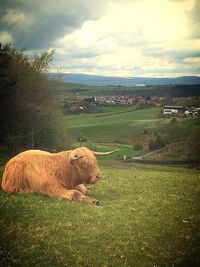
[66,107,164,159]
[66,107,161,127]
[1,161,200,266]
[65,107,200,161]
[66,108,163,144]
[1,107,200,266]
[53,81,157,96]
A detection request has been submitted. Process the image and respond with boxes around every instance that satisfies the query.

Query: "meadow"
[65,106,200,160]
[1,107,200,266]
[0,161,200,266]
[66,107,164,157]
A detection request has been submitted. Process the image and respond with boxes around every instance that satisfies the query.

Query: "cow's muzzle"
[96,174,101,180]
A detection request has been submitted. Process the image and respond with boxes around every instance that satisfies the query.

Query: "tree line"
[0,44,68,154]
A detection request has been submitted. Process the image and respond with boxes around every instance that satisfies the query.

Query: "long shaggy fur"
[1,147,101,204]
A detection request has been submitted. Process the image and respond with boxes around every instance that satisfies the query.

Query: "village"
[59,94,200,117]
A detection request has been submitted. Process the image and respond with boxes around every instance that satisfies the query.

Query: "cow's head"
[69,147,118,184]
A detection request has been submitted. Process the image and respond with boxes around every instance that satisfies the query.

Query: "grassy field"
[66,107,163,148]
[65,106,200,160]
[0,160,200,267]
[52,80,158,96]
[1,107,200,266]
[65,107,164,159]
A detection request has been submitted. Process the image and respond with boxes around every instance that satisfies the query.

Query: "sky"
[0,0,200,78]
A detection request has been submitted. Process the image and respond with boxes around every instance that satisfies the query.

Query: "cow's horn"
[70,155,85,161]
[92,149,119,156]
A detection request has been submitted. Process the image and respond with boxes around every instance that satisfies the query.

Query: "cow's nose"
[96,174,101,180]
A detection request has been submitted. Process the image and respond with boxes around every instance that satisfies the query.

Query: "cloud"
[0,0,108,49]
[188,0,200,38]
[0,30,13,43]
[54,0,198,77]
[2,9,27,24]
[0,0,199,77]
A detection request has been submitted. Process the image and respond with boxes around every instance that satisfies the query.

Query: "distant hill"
[51,73,200,86]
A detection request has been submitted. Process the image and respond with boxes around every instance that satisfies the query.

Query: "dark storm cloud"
[0,0,107,49]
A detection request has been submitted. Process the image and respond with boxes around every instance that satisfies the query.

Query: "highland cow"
[1,147,117,205]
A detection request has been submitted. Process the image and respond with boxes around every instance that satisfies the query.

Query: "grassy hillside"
[1,161,200,266]
[66,107,162,144]
[65,107,162,159]
[65,107,200,160]
[1,108,200,266]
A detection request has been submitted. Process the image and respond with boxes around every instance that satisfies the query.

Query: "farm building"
[162,106,186,117]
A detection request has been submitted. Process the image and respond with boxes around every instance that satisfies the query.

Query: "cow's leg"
[75,184,90,195]
[36,174,98,205]
[48,187,98,205]
[63,189,99,205]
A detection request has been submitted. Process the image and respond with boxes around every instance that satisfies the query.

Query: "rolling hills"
[54,73,200,86]
[65,106,200,161]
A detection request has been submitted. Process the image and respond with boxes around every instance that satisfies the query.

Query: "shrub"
[133,143,143,151]
[187,126,200,165]
[149,135,165,151]
[143,129,148,135]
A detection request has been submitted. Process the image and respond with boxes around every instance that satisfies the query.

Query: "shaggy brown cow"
[1,147,117,205]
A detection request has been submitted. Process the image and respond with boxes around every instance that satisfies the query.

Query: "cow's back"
[1,150,52,193]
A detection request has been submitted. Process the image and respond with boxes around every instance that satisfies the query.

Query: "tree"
[0,44,68,153]
[161,118,187,144]
[133,143,143,151]
[148,134,165,151]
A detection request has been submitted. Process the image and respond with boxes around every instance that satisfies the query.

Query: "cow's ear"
[70,154,85,162]
[92,149,119,157]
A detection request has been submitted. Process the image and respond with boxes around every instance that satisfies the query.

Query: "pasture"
[1,107,200,266]
[65,107,200,160]
[66,107,164,158]
[0,160,200,266]
[66,107,162,142]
